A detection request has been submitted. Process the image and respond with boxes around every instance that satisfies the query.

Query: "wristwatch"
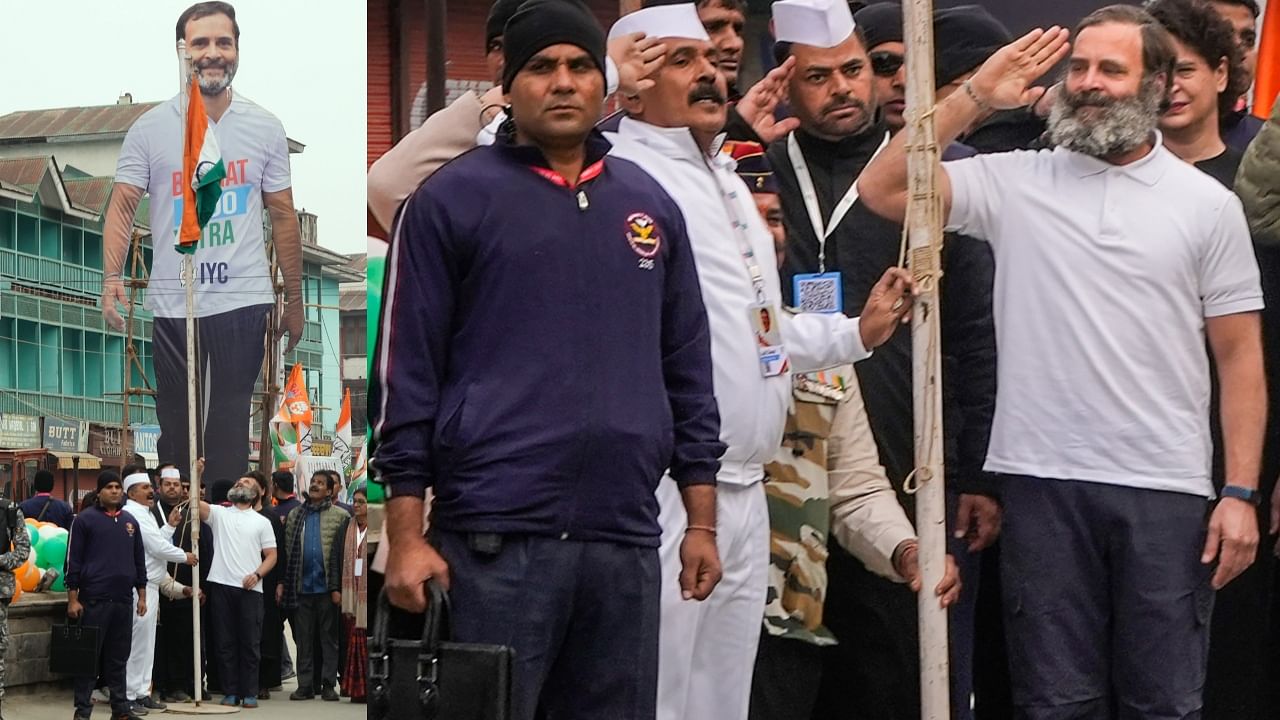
[1220,485,1261,506]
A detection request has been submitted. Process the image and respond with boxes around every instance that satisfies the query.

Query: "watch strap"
[1220,485,1261,506]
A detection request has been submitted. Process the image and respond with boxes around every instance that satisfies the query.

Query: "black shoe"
[127,702,149,716]
[135,696,166,711]
[321,686,339,702]
[160,690,191,703]
[259,688,271,699]
[290,687,315,701]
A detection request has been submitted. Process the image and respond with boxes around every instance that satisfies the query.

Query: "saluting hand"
[610,32,667,98]
[966,27,1071,111]
[736,56,801,145]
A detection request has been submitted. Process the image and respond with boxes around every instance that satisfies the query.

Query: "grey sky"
[4,0,366,255]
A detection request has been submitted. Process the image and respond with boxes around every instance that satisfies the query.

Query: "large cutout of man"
[100,1,304,483]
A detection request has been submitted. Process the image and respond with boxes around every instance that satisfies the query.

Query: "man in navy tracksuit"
[372,2,726,718]
[65,471,147,720]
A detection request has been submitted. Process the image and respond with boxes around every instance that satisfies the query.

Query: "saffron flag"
[178,74,227,252]
[1256,0,1279,119]
[270,364,313,464]
[335,388,353,474]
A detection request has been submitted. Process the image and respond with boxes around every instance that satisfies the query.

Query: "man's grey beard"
[228,485,257,504]
[1048,78,1164,157]
[197,62,237,96]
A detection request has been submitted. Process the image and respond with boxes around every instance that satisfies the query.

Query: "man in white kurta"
[122,472,195,713]
[604,5,914,718]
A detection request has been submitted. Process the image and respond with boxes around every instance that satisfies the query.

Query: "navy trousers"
[432,530,660,720]
[153,304,270,484]
[74,599,133,718]
[208,582,264,699]
[1000,476,1213,720]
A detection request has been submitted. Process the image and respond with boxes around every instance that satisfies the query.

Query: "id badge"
[793,272,843,314]
[748,303,790,377]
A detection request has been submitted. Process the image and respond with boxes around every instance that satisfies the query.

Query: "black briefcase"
[49,619,101,677]
[369,580,514,720]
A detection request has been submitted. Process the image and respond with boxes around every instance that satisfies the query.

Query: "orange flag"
[1255,0,1279,118]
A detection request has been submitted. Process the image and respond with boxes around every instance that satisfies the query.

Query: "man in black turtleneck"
[767,15,998,720]
[152,464,214,703]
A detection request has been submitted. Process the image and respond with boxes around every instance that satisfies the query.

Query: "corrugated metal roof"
[339,288,366,311]
[345,253,366,274]
[64,177,114,214]
[0,103,157,142]
[0,155,53,191]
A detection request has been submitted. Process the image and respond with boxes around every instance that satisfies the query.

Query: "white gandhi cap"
[773,0,857,49]
[122,472,151,493]
[608,3,710,43]
[159,467,181,480]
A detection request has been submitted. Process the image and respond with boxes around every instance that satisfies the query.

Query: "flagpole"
[177,39,205,709]
[903,0,950,718]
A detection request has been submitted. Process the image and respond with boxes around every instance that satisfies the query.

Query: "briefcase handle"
[369,579,452,719]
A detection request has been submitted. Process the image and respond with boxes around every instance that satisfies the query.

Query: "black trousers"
[153,304,270,484]
[433,529,660,720]
[155,597,206,695]
[1001,476,1212,719]
[74,599,133,717]
[749,631,824,720]
[292,593,339,690]
[209,583,264,699]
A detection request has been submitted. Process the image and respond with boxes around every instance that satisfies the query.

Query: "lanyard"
[787,131,889,273]
[711,162,769,305]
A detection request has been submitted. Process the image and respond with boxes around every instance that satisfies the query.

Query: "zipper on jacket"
[577,190,589,211]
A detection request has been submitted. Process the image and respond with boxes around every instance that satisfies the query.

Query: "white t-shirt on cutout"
[115,91,291,318]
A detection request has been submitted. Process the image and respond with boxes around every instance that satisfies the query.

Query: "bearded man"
[193,478,278,709]
[858,6,1266,718]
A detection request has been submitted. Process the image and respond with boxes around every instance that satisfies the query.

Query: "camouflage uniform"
[0,507,32,703]
[762,369,917,646]
[762,370,848,646]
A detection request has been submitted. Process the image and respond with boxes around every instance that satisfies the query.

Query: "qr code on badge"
[796,275,842,314]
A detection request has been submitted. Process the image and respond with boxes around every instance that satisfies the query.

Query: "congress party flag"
[335,388,353,474]
[270,364,313,462]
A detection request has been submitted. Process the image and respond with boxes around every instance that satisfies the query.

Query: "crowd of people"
[368,0,1279,719]
[0,463,368,720]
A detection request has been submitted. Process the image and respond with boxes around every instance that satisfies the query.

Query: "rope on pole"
[902,0,951,718]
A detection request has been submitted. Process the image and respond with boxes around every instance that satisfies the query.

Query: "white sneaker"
[91,688,110,704]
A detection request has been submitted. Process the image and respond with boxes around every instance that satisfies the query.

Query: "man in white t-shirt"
[99,1,304,486]
[195,476,277,709]
[858,5,1265,718]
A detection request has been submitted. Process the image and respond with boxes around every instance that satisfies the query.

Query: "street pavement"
[11,636,365,719]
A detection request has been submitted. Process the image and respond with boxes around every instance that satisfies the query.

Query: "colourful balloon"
[9,583,21,604]
[34,534,68,571]
[26,524,40,548]
[18,560,40,592]
[50,573,66,593]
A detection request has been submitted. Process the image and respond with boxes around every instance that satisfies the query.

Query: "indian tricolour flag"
[178,74,226,252]
[335,388,353,474]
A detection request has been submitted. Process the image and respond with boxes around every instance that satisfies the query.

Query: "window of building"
[40,220,60,261]
[63,227,83,267]
[15,320,38,391]
[16,214,38,256]
[83,231,103,271]
[40,324,60,394]
[0,317,14,388]
[0,209,15,251]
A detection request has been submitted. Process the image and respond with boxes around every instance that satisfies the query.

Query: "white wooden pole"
[902,0,950,718]
[177,39,205,708]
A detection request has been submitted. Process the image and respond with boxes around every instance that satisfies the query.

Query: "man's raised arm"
[857,27,1070,223]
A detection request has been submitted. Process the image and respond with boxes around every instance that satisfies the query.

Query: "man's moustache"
[688,84,726,105]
